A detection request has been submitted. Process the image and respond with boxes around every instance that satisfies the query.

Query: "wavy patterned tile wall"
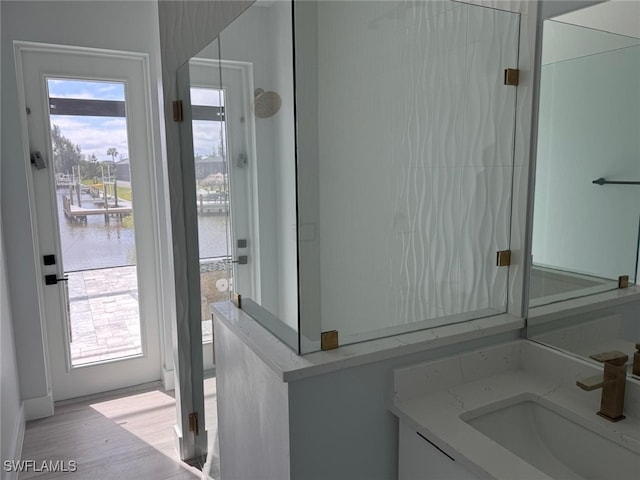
[312,1,520,339]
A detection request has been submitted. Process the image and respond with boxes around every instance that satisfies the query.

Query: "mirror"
[527,0,640,378]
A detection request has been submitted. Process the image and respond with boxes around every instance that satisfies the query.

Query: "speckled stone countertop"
[390,340,640,479]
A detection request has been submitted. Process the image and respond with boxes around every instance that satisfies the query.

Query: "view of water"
[197,213,228,260]
[58,191,228,272]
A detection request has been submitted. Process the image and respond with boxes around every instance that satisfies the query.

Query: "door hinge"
[504,68,519,86]
[173,100,183,122]
[232,292,242,309]
[618,275,629,289]
[188,412,199,434]
[496,250,511,267]
[321,330,339,351]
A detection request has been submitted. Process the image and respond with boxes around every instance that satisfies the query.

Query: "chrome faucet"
[576,350,628,422]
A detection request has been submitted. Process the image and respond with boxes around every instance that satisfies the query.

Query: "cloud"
[51,115,129,161]
[190,88,225,155]
[191,88,224,107]
[192,120,224,156]
[47,79,124,101]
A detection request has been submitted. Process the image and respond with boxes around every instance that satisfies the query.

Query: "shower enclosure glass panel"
[295,1,521,351]
[219,1,299,351]
[207,0,521,354]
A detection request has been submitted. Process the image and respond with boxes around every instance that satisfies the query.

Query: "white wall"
[541,19,640,65]
[532,22,640,280]
[215,317,290,480]
[1,0,168,413]
[1,37,25,470]
[553,0,640,40]
[1,212,24,480]
[529,297,640,355]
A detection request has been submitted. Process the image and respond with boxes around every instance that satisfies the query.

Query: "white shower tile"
[458,166,512,313]
[462,6,520,168]
[509,165,529,316]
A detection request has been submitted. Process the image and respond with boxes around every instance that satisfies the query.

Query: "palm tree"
[106,147,119,162]
[105,148,119,201]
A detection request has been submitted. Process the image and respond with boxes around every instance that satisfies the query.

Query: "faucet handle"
[576,375,604,391]
[589,350,628,366]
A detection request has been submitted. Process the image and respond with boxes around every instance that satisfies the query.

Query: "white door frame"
[15,41,168,402]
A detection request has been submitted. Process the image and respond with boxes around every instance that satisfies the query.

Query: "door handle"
[45,274,69,285]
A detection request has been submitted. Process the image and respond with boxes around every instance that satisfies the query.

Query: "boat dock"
[56,173,74,189]
[198,193,229,215]
[62,195,132,223]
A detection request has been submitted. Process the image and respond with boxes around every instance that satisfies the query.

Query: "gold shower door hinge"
[496,250,511,267]
[188,412,199,434]
[232,292,242,309]
[321,330,339,351]
[173,100,183,122]
[618,275,629,289]
[504,68,519,86]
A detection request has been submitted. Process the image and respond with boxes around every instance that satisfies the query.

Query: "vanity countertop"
[390,340,640,480]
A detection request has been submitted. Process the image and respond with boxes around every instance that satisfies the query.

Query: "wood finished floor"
[19,380,217,480]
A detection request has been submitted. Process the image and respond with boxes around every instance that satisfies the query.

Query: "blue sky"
[47,79,129,162]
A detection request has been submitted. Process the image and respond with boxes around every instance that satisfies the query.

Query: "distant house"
[195,155,225,181]
[115,157,130,182]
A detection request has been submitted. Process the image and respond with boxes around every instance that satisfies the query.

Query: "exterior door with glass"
[16,43,163,401]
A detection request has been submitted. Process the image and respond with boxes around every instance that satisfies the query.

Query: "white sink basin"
[462,395,640,480]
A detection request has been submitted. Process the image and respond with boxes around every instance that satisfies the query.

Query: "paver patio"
[67,265,214,366]
[68,266,142,365]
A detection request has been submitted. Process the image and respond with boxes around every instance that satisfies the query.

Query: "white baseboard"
[4,404,26,480]
[174,423,188,460]
[162,365,175,391]
[23,393,54,420]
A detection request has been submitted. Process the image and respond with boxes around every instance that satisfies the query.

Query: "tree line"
[52,124,118,180]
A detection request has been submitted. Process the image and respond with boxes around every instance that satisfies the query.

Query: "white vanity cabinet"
[398,422,481,480]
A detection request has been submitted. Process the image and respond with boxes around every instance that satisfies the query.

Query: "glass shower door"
[295,0,521,350]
